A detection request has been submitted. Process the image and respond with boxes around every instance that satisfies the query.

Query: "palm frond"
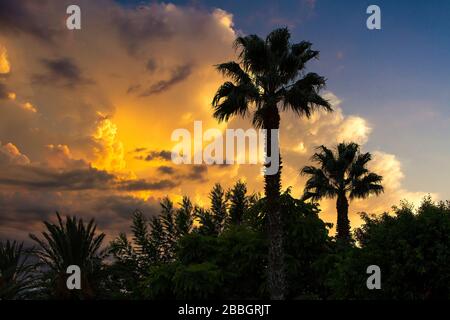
[350,173,384,199]
[215,61,252,85]
[234,34,268,74]
[281,72,332,117]
[301,166,338,201]
[212,82,257,122]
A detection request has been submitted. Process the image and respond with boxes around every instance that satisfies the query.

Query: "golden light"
[0,46,11,74]
[22,102,37,113]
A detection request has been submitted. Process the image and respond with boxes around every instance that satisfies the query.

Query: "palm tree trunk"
[264,109,286,300]
[336,192,351,243]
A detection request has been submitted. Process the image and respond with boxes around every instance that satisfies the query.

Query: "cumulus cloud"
[0,0,238,241]
[0,141,30,165]
[275,92,430,233]
[0,0,427,242]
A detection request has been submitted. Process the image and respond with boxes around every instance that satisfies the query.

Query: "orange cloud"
[0,45,10,74]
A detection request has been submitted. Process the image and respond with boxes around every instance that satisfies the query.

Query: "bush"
[329,197,450,299]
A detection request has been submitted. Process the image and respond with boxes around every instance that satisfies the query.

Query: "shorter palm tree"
[0,240,35,299]
[301,142,384,243]
[30,213,106,299]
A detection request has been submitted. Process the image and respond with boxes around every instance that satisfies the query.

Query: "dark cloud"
[0,160,180,192]
[154,164,208,181]
[91,194,161,224]
[118,179,179,191]
[127,84,141,94]
[146,59,157,72]
[0,190,163,243]
[0,165,115,190]
[113,7,172,55]
[140,65,192,96]
[0,83,9,99]
[0,0,56,42]
[33,58,93,87]
[157,165,175,175]
[185,165,208,182]
[139,150,172,162]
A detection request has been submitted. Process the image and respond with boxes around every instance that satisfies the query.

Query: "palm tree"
[0,240,35,299]
[301,142,384,243]
[212,28,331,299]
[30,213,106,299]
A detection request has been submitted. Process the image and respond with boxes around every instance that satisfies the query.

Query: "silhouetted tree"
[195,207,217,236]
[212,28,331,299]
[328,197,450,299]
[301,142,383,244]
[175,196,194,237]
[227,180,248,226]
[0,240,35,299]
[209,183,227,233]
[30,213,106,299]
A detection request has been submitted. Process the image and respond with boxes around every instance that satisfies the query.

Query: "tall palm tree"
[30,213,106,299]
[301,142,384,243]
[212,28,331,299]
[0,240,35,299]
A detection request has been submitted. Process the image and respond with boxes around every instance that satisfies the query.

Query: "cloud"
[0,190,162,243]
[273,92,431,233]
[0,164,115,191]
[0,0,425,242]
[139,64,192,96]
[0,0,56,42]
[0,0,239,241]
[0,46,10,74]
[337,116,372,145]
[20,102,37,113]
[118,179,180,191]
[140,150,173,162]
[113,3,173,55]
[146,59,157,73]
[33,58,93,88]
[185,165,208,182]
[0,141,30,165]
[157,165,175,175]
[89,117,126,172]
[0,83,9,99]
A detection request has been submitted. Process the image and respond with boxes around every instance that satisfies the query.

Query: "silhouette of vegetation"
[29,213,106,299]
[1,182,450,300]
[0,241,35,299]
[0,27,446,302]
[301,142,383,244]
[328,197,450,299]
[212,27,332,299]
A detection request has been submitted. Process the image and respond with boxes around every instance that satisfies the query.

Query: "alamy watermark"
[366,265,381,290]
[66,265,81,290]
[66,5,81,30]
[170,121,280,175]
[366,5,381,30]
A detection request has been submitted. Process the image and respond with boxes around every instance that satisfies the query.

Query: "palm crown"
[0,240,34,299]
[301,142,384,242]
[212,27,332,129]
[30,213,105,299]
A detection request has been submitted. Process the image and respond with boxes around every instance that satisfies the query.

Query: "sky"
[0,0,449,242]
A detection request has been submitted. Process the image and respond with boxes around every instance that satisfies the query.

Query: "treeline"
[1,184,450,300]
